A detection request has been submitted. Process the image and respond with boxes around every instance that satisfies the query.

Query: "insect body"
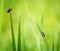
[41,32,45,37]
[7,8,12,13]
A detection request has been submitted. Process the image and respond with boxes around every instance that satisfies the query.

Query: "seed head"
[7,8,12,13]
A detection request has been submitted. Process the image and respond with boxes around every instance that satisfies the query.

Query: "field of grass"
[0,0,60,51]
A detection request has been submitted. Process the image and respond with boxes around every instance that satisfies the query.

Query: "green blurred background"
[0,0,60,51]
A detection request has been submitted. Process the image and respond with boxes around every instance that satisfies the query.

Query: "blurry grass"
[8,10,28,51]
[23,38,28,51]
[41,45,43,51]
[0,0,4,50]
[52,35,54,51]
[5,1,60,51]
[57,31,60,51]
[41,14,44,28]
[36,23,49,51]
[0,0,4,34]
[35,14,49,51]
[9,11,22,51]
[9,12,16,51]
[7,9,60,51]
[17,17,21,51]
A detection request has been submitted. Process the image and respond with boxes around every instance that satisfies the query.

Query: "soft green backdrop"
[0,0,60,51]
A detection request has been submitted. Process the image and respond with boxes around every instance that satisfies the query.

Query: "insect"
[7,8,12,13]
[41,32,45,37]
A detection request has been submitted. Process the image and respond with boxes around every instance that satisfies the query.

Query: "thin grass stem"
[10,12,16,51]
[17,17,21,51]
[36,23,49,51]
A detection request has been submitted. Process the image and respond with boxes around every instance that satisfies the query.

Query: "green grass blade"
[10,12,16,51]
[44,38,49,51]
[36,23,42,33]
[22,32,28,51]
[23,39,28,51]
[52,36,54,51]
[57,32,60,51]
[36,23,49,51]
[36,23,45,38]
[17,17,21,51]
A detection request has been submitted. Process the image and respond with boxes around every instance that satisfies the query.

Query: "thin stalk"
[52,35,54,51]
[17,17,21,51]
[10,12,16,51]
[36,23,49,51]
[41,14,49,51]
[36,23,45,38]
[57,31,60,51]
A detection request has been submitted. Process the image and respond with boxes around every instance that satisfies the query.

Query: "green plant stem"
[17,17,21,51]
[57,32,60,51]
[36,23,49,51]
[10,12,16,51]
[44,38,49,51]
[52,35,54,51]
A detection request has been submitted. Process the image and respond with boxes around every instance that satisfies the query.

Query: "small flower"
[7,8,12,13]
[41,32,45,37]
